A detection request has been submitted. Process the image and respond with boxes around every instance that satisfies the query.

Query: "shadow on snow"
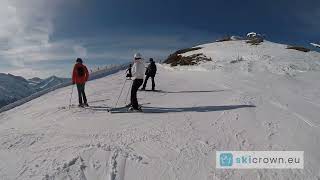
[105,105,256,113]
[141,105,256,113]
[142,90,228,93]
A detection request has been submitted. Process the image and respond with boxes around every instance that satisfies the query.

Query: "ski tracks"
[269,98,320,128]
[107,149,127,180]
[41,144,143,180]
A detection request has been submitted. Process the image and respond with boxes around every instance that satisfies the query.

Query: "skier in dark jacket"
[142,58,157,91]
[72,58,89,107]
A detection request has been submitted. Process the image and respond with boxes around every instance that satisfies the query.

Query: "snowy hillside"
[0,41,320,179]
[0,64,129,114]
[31,76,70,91]
[311,42,320,48]
[28,77,43,86]
[0,74,69,108]
[178,40,320,76]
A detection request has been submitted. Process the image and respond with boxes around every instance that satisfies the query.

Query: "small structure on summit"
[246,32,264,45]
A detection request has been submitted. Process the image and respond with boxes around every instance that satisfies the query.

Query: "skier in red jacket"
[72,58,89,107]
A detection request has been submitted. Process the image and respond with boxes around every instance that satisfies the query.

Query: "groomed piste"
[0,40,320,179]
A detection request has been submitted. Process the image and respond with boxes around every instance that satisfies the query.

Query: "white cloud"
[0,0,53,63]
[0,0,84,65]
[0,0,213,78]
[0,1,170,69]
[73,45,88,59]
[0,0,54,46]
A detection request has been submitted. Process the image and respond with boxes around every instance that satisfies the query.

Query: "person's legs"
[142,75,150,90]
[131,79,143,109]
[135,79,143,108]
[76,84,83,105]
[151,76,155,91]
[81,84,88,105]
[130,80,138,109]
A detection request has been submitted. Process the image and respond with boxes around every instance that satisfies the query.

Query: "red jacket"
[72,63,89,84]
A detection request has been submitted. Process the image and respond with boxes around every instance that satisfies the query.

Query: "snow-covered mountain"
[28,77,43,85]
[0,40,320,179]
[0,73,36,108]
[166,40,320,76]
[311,42,320,48]
[0,74,69,108]
[30,76,70,91]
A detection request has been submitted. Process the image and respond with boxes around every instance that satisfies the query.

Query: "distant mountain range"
[0,73,70,108]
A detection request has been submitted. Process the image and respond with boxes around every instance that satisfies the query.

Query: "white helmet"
[134,53,142,59]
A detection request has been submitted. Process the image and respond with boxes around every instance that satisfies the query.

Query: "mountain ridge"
[0,73,70,108]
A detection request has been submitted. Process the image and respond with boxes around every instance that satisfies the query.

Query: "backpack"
[77,66,85,77]
[150,63,157,73]
[148,63,157,76]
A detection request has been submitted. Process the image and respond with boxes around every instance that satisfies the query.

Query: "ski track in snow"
[107,150,127,180]
[0,45,320,180]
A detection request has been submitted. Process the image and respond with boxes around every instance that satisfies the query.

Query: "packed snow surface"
[1,40,320,179]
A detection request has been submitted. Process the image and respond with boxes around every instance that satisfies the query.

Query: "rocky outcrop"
[164,47,212,66]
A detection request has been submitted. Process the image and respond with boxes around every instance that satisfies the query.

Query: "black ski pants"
[142,75,155,90]
[76,83,87,105]
[131,79,143,109]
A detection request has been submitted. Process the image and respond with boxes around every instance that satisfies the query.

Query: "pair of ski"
[108,102,151,113]
[59,104,91,110]
[107,104,145,113]
[61,104,148,113]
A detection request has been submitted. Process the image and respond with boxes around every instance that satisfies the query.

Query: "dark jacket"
[126,67,132,77]
[145,62,157,77]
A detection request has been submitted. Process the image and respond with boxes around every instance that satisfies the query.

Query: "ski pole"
[69,84,75,109]
[114,79,127,108]
[125,80,133,106]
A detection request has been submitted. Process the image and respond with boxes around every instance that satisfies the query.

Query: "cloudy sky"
[0,0,319,78]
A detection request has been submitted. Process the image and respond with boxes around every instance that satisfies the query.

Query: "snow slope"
[0,41,320,179]
[0,63,129,114]
[181,40,320,75]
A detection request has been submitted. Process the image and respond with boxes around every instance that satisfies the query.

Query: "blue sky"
[0,0,319,78]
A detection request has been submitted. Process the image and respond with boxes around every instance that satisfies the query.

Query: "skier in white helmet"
[129,53,145,111]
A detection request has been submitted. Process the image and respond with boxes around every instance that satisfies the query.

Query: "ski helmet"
[134,53,142,59]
